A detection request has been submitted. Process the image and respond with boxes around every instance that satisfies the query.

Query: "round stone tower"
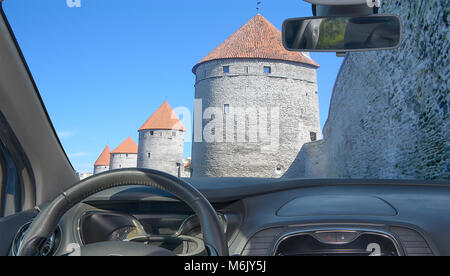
[93,145,111,174]
[191,14,321,178]
[109,137,138,170]
[137,101,186,176]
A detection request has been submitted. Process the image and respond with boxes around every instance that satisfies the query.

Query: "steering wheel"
[16,169,229,256]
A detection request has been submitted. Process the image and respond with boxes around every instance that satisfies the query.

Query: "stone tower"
[109,137,138,170]
[137,101,186,176]
[93,145,111,174]
[191,14,321,178]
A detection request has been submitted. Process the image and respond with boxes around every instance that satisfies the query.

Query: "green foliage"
[316,18,347,50]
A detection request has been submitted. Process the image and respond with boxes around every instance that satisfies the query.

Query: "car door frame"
[0,2,78,208]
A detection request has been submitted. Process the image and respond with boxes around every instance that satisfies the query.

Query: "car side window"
[0,140,21,217]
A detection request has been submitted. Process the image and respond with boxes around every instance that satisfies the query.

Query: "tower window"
[223,66,230,73]
[276,165,283,174]
[264,66,272,74]
[150,131,154,136]
[310,132,317,142]
[224,104,230,114]
[148,153,151,159]
[244,66,249,74]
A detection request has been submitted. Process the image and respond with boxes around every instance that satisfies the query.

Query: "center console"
[274,230,400,256]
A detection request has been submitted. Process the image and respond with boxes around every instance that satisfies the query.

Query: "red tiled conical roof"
[193,14,319,73]
[139,101,186,131]
[111,137,138,154]
[94,145,111,166]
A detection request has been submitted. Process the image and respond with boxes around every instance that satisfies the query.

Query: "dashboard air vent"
[390,226,433,256]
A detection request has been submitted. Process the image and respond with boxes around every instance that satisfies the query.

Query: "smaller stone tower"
[137,101,186,176]
[109,137,138,170]
[93,145,111,174]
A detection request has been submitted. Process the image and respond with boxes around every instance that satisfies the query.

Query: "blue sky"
[2,0,343,173]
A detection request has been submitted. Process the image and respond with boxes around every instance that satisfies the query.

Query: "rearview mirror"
[283,15,402,52]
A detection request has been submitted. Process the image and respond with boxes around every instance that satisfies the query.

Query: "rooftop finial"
[256,0,262,14]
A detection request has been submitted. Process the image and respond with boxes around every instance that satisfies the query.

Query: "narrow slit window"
[224,104,230,114]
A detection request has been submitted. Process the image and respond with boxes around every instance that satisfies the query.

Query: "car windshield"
[2,0,448,181]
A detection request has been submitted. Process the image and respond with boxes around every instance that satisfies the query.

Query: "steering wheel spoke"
[16,169,228,256]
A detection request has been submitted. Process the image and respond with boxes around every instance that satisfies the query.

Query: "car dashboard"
[10,178,450,256]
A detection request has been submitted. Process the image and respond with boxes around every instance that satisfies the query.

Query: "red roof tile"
[94,145,111,166]
[111,137,138,154]
[193,14,319,73]
[139,101,186,131]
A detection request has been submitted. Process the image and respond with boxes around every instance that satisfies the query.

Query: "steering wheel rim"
[16,169,229,256]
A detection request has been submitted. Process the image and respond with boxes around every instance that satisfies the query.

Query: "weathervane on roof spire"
[256,0,262,14]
